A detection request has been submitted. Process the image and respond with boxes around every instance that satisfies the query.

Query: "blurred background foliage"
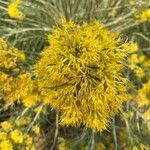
[0,0,150,149]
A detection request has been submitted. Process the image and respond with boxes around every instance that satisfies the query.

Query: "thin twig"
[134,33,150,42]
[27,104,43,132]
[105,10,135,28]
[112,117,118,150]
[50,111,59,150]
[15,107,29,121]
[89,129,95,150]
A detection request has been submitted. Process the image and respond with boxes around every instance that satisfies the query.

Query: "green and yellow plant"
[35,19,130,132]
[0,0,150,149]
[0,119,36,150]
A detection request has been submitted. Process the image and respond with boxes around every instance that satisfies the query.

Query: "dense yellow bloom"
[32,126,40,135]
[0,39,39,107]
[0,119,35,149]
[138,55,146,64]
[128,51,150,80]
[23,133,33,146]
[137,81,150,107]
[0,132,7,141]
[136,9,150,22]
[0,73,35,105]
[35,19,129,131]
[8,0,24,20]
[0,38,25,69]
[0,140,13,150]
[10,129,23,144]
[1,121,12,132]
[0,39,8,51]
[126,42,138,53]
[130,54,139,66]
[129,53,147,71]
[23,94,39,107]
[135,67,144,77]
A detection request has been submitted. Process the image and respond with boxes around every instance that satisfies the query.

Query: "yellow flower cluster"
[1,121,11,130]
[128,41,150,128]
[1,121,12,132]
[137,81,150,108]
[0,39,25,69]
[126,42,138,53]
[0,140,13,150]
[0,39,39,107]
[136,9,150,22]
[10,130,23,144]
[128,52,150,77]
[0,120,35,150]
[35,19,129,131]
[7,0,24,20]
[136,81,150,130]
[32,126,40,135]
[1,72,40,107]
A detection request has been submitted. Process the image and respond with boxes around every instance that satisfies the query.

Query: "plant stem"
[112,117,118,150]
[50,111,59,150]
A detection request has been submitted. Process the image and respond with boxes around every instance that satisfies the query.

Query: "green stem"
[112,117,118,150]
[90,129,95,150]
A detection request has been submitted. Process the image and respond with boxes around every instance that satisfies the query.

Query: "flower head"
[0,140,13,150]
[0,38,25,69]
[10,130,23,144]
[1,121,12,132]
[32,126,40,135]
[0,132,7,141]
[35,19,129,131]
[136,9,150,22]
[126,42,138,53]
[137,81,150,107]
[8,0,24,20]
